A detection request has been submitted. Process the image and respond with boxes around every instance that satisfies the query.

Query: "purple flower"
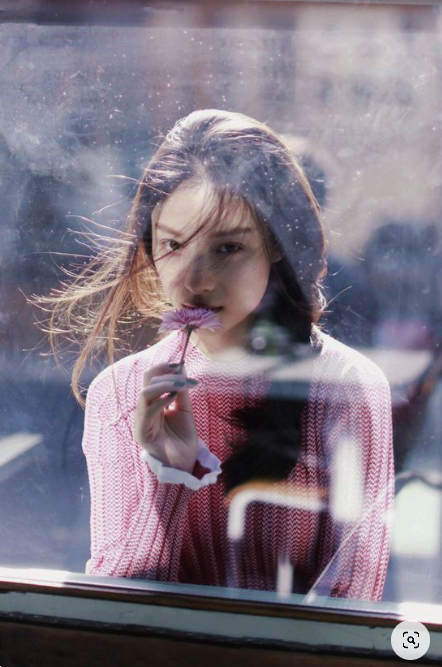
[158,307,223,367]
[158,307,223,333]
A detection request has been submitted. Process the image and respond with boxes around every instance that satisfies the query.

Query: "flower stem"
[178,326,194,368]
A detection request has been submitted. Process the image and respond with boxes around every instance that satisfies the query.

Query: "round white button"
[391,620,430,660]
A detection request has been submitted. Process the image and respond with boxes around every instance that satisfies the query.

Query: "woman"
[41,109,394,599]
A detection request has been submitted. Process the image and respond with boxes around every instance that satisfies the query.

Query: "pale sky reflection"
[392,480,442,558]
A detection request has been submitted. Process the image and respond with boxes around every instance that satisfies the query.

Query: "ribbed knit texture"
[82,329,394,600]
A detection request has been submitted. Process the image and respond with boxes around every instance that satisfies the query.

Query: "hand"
[134,362,200,474]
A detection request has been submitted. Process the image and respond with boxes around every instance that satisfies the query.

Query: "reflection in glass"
[0,0,441,607]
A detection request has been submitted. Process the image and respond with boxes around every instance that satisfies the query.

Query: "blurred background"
[1,0,442,605]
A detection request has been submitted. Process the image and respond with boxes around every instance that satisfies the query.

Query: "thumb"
[173,381,194,412]
[174,365,197,413]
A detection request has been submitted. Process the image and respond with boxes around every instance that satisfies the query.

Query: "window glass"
[1,0,441,611]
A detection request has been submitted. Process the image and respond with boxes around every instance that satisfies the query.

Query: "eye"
[162,239,181,252]
[217,243,243,255]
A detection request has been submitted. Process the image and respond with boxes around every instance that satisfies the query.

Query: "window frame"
[1,567,442,664]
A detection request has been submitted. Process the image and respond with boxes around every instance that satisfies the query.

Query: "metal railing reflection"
[227,480,326,597]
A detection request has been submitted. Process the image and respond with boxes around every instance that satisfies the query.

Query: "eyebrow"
[155,223,253,238]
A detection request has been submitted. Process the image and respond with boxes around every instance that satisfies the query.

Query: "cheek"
[252,268,271,302]
[156,255,180,280]
[155,264,175,296]
[250,256,271,284]
[230,260,271,308]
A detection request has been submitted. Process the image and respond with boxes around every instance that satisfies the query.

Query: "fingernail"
[173,380,186,387]
[185,378,199,385]
[168,363,180,369]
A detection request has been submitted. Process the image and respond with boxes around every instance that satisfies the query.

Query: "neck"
[190,329,250,362]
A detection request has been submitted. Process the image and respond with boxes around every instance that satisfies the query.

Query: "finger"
[150,373,197,386]
[149,373,185,385]
[144,386,193,420]
[143,363,184,387]
[142,385,195,422]
[140,380,197,407]
[152,391,179,413]
[136,392,178,440]
[172,381,194,413]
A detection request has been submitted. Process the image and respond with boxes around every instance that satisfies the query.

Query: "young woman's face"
[151,181,276,354]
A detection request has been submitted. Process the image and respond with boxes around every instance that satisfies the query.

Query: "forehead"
[152,181,255,235]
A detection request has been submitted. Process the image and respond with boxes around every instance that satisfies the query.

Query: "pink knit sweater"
[82,329,394,600]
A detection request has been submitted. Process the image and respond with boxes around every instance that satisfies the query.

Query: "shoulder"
[313,329,391,402]
[85,331,182,417]
[310,333,393,456]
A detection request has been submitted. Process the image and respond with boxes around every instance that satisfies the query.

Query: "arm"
[82,372,219,580]
[308,366,394,601]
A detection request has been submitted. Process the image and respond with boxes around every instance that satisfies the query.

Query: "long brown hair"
[35,110,327,425]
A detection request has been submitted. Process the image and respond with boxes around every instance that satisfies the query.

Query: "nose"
[183,252,217,294]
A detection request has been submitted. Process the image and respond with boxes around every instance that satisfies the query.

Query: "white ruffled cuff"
[140,440,222,491]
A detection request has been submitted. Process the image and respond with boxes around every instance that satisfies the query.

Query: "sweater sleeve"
[141,442,221,490]
[82,370,217,581]
[307,363,395,602]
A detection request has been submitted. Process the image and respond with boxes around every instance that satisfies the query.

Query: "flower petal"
[158,307,223,333]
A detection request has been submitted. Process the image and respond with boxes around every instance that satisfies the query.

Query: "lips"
[183,304,222,313]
